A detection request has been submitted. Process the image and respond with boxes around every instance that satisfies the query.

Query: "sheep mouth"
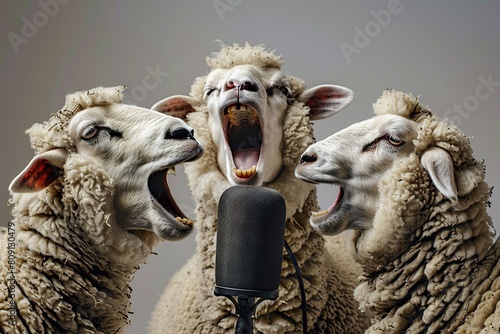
[311,186,344,224]
[148,167,194,227]
[224,103,262,180]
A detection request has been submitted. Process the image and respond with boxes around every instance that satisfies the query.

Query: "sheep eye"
[279,86,291,97]
[385,134,404,146]
[204,87,218,97]
[82,125,98,140]
[266,86,290,98]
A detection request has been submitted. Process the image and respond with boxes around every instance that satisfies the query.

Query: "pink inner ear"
[305,87,345,109]
[161,98,196,119]
[19,159,60,191]
[165,98,196,112]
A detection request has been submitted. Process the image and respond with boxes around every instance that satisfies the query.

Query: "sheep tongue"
[233,149,259,170]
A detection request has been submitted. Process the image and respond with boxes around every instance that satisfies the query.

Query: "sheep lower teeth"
[312,210,329,217]
[227,104,259,128]
[234,165,256,178]
[176,217,195,225]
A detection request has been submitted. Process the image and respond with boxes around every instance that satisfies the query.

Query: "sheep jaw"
[311,186,344,224]
[147,167,195,238]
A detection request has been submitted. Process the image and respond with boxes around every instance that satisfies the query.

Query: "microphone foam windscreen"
[215,185,286,295]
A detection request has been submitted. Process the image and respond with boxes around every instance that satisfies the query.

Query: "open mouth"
[147,167,194,226]
[224,103,262,179]
[311,186,344,224]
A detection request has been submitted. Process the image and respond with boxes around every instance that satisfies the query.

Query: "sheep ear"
[421,147,458,204]
[297,84,355,120]
[151,95,200,120]
[9,148,68,193]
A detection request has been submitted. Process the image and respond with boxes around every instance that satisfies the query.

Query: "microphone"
[214,185,286,333]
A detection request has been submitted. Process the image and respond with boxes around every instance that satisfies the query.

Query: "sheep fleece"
[149,70,368,333]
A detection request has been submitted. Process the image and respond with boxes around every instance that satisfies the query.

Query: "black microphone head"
[215,185,286,299]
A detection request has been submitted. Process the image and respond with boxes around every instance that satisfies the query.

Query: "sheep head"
[152,43,355,186]
[296,90,489,266]
[9,87,203,258]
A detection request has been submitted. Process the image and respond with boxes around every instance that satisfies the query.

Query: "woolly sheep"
[0,86,203,333]
[295,89,498,333]
[149,43,370,333]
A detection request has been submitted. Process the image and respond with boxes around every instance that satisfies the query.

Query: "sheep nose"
[166,128,194,140]
[225,79,258,92]
[299,153,317,164]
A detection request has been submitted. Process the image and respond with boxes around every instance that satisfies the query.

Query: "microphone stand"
[235,296,255,334]
[214,287,277,334]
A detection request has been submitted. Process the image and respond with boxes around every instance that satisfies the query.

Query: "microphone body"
[215,185,286,299]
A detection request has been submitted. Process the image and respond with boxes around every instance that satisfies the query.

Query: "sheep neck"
[354,179,495,333]
[1,176,149,333]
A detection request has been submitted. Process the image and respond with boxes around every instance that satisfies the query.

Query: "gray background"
[1,1,499,332]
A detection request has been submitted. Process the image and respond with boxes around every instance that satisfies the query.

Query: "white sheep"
[295,89,498,333]
[0,86,203,333]
[149,43,371,333]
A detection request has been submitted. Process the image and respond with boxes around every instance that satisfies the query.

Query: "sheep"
[295,89,498,333]
[0,86,203,334]
[149,42,371,333]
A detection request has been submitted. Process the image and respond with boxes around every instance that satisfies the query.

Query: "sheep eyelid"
[383,134,404,146]
[362,139,378,152]
[280,86,291,97]
[361,134,404,152]
[204,87,219,97]
[81,126,122,142]
[81,125,98,140]
[266,86,291,98]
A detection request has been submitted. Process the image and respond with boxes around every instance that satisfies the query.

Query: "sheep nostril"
[240,81,258,92]
[166,128,193,140]
[300,154,317,164]
[225,80,258,92]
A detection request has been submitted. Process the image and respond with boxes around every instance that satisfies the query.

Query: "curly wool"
[351,90,496,333]
[28,86,125,154]
[206,42,284,70]
[149,44,369,333]
[0,156,147,333]
[0,87,156,334]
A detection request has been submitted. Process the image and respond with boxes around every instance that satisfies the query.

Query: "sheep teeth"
[227,104,259,129]
[176,217,195,225]
[167,166,176,175]
[233,165,257,178]
[312,210,329,217]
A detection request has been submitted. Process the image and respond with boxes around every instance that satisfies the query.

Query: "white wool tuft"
[372,89,421,118]
[28,86,125,154]
[64,85,125,110]
[206,42,284,70]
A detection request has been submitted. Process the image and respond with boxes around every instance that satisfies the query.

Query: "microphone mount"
[213,289,272,334]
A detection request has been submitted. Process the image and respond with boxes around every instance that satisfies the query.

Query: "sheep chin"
[150,207,194,241]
